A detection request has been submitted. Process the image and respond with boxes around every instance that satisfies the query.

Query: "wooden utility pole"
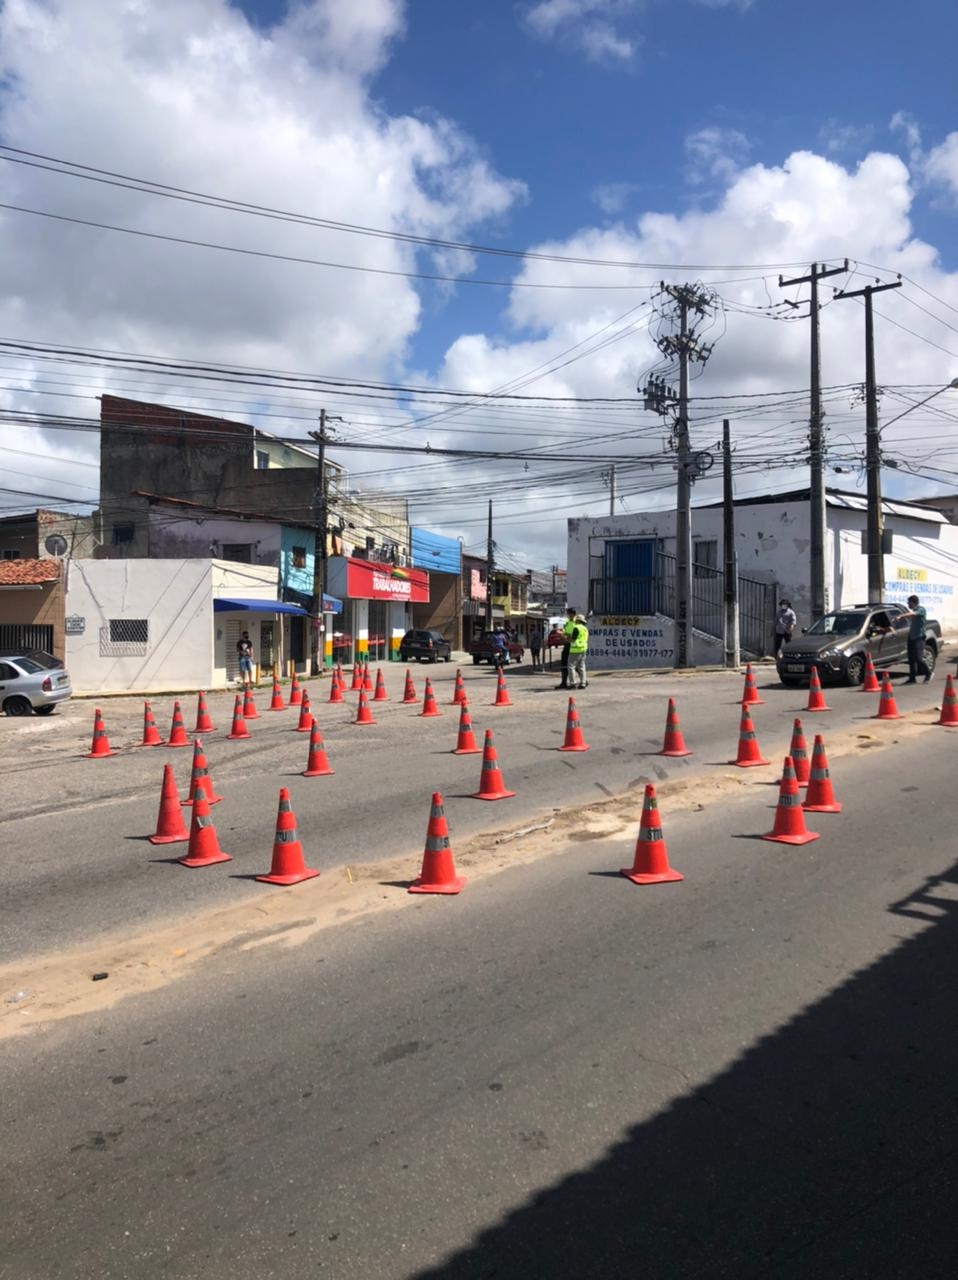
[484,499,494,630]
[308,408,342,675]
[834,278,902,604]
[722,419,739,669]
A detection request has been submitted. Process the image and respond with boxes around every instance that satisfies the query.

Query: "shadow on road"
[411,863,958,1280]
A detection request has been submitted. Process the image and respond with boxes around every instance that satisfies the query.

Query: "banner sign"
[342,558,430,603]
[587,615,676,669]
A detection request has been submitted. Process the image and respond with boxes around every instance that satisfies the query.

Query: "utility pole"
[722,419,739,669]
[308,408,342,675]
[834,278,902,604]
[651,283,717,668]
[484,499,494,630]
[778,261,848,620]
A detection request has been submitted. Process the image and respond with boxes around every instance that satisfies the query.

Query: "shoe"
[924,673,932,683]
[905,678,917,684]
[578,683,588,689]
[554,684,568,690]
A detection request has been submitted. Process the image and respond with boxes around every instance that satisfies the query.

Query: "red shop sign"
[345,558,430,602]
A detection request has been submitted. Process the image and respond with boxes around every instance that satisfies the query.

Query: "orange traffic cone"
[420,678,441,717]
[558,696,589,752]
[472,729,516,800]
[354,687,376,725]
[373,667,389,702]
[938,673,958,726]
[803,735,842,813]
[409,792,465,895]
[242,686,259,720]
[268,675,285,711]
[402,669,418,704]
[350,663,364,691]
[789,717,810,786]
[763,757,820,844]
[729,703,770,767]
[194,690,215,733]
[659,698,692,757]
[620,785,683,884]
[289,671,303,705]
[226,693,250,740]
[874,673,902,720]
[363,662,373,692]
[452,701,481,754]
[85,707,116,758]
[303,719,335,776]
[741,663,764,706]
[805,667,830,712]
[178,793,232,867]
[861,652,880,692]
[182,738,223,807]
[493,670,513,707]
[327,672,344,704]
[451,670,466,705]
[256,788,320,885]
[295,690,313,731]
[148,764,189,844]
[139,700,163,747]
[166,700,190,747]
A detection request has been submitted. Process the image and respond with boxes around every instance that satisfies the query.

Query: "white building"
[64,558,307,694]
[567,488,958,669]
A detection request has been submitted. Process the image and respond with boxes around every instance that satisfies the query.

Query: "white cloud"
[685,126,752,186]
[524,0,640,62]
[592,181,639,214]
[925,132,958,202]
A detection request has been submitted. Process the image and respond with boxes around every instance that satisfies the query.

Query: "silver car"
[0,651,73,716]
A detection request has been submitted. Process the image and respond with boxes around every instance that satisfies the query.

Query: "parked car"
[469,631,525,665]
[399,629,452,663]
[0,650,73,715]
[777,604,943,686]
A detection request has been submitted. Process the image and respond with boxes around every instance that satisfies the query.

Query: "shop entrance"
[368,601,388,663]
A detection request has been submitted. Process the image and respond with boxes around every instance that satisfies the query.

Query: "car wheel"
[443,653,451,662]
[472,655,481,664]
[923,643,937,674]
[34,705,56,716]
[3,695,33,717]
[844,653,865,686]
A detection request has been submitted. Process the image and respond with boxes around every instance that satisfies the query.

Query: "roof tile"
[0,558,61,585]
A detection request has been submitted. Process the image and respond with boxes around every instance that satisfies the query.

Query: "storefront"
[326,557,430,663]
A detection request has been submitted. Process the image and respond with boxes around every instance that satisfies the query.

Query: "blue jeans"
[907,637,930,680]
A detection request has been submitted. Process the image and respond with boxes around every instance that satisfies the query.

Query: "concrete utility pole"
[653,283,716,668]
[834,278,902,604]
[484,499,494,631]
[722,419,739,669]
[308,408,342,675]
[778,261,848,620]
[609,464,616,516]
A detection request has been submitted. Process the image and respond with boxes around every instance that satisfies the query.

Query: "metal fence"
[0,623,55,655]
[588,551,777,657]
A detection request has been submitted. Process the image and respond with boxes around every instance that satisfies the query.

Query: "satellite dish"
[44,534,68,557]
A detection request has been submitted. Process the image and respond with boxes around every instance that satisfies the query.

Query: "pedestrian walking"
[898,594,932,683]
[236,630,255,690]
[529,624,542,671]
[773,599,797,657]
[555,607,577,689]
[567,614,589,689]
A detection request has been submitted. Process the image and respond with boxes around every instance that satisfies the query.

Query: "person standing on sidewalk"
[529,625,542,671]
[898,594,932,682]
[568,614,589,689]
[236,630,255,690]
[773,599,797,657]
[555,607,577,689]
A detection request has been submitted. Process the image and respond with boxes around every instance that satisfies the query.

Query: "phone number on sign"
[592,648,675,660]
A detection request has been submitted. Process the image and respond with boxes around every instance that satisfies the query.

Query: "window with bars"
[100,618,149,657]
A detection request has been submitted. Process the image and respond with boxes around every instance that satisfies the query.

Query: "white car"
[0,650,73,716]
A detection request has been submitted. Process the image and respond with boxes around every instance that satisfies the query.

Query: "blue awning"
[322,593,343,614]
[214,597,307,615]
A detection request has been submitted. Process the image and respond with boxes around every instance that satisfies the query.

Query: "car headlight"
[821,648,843,658]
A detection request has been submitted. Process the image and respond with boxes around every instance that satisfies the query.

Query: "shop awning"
[214,597,307,615]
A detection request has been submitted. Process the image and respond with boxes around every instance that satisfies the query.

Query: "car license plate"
[57,675,68,685]
[786,663,805,673]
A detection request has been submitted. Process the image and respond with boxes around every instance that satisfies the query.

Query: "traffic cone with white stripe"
[373,667,389,702]
[420,678,441,717]
[327,671,344,704]
[166,700,190,747]
[472,729,516,800]
[402,669,418,703]
[363,661,373,692]
[295,690,313,731]
[148,764,189,844]
[803,735,842,813]
[620,785,683,884]
[85,707,116,758]
[493,670,513,707]
[182,738,223,806]
[729,703,770,767]
[194,690,214,733]
[289,671,303,705]
[659,697,692,757]
[763,757,820,845]
[558,696,589,751]
[741,663,764,706]
[789,717,810,786]
[861,653,880,692]
[226,693,250,740]
[938,673,958,726]
[451,670,466,705]
[452,701,481,754]
[178,793,232,867]
[256,788,319,885]
[242,686,260,720]
[805,666,830,712]
[874,673,902,720]
[409,792,465,895]
[350,663,364,691]
[268,675,285,711]
[302,719,335,776]
[139,700,163,747]
[354,687,376,725]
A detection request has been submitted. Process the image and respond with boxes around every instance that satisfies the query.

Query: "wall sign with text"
[587,615,676,668]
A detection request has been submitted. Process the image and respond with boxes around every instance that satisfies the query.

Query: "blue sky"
[1,0,957,559]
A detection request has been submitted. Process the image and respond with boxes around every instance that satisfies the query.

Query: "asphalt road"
[1,715,956,1278]
[2,659,952,961]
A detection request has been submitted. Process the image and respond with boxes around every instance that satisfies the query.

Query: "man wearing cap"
[555,607,577,689]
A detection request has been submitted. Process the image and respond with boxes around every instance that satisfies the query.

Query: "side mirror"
[801,626,807,634]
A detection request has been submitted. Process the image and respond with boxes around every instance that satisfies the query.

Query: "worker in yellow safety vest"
[555,606,578,689]
[568,615,589,690]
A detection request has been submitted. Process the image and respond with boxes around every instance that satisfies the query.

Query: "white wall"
[831,511,958,627]
[66,559,213,694]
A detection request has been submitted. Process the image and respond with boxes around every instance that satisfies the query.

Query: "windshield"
[805,612,866,637]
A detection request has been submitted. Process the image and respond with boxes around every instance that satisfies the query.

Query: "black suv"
[399,629,452,663]
[778,604,942,686]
